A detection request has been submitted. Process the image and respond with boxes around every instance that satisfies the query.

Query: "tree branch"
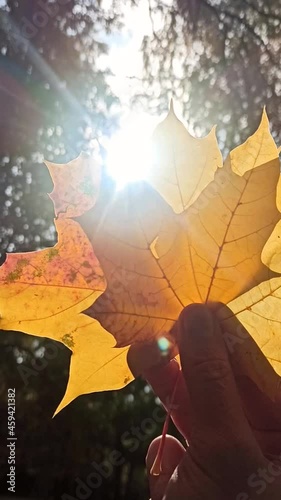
[243,0,281,22]
[201,0,277,66]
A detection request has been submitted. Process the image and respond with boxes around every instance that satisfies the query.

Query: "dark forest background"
[0,1,280,498]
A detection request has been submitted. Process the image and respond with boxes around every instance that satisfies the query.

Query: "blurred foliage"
[0,0,120,262]
[138,0,281,152]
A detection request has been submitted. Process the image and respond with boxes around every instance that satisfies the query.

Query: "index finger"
[144,358,191,442]
[179,304,262,460]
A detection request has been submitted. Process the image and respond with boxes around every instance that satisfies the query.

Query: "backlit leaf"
[82,111,280,358]
[79,184,183,347]
[46,152,101,218]
[1,106,281,413]
[149,100,223,214]
[54,315,133,415]
[0,218,105,337]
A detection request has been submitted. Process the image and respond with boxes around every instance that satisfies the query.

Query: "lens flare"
[157,336,170,355]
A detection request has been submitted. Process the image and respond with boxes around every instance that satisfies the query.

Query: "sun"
[105,113,159,188]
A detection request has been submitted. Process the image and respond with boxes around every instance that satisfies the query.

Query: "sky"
[99,0,162,185]
[99,0,179,185]
[100,0,153,98]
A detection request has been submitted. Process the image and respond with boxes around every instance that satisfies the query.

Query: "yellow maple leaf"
[54,315,133,415]
[0,219,105,334]
[149,100,223,214]
[1,105,280,413]
[79,184,182,347]
[0,162,133,414]
[83,110,279,332]
[46,152,101,218]
[81,109,281,397]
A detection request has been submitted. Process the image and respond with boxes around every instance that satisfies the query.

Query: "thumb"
[178,304,261,456]
[146,435,185,500]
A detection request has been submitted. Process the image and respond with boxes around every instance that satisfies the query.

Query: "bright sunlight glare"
[105,113,159,188]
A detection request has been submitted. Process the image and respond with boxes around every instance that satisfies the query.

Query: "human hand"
[145,304,281,500]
